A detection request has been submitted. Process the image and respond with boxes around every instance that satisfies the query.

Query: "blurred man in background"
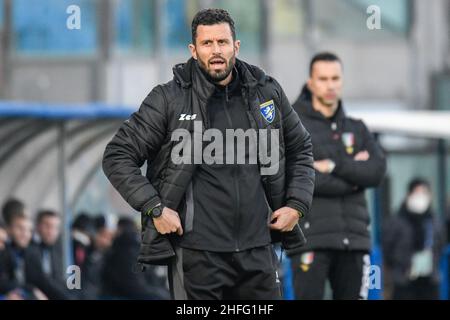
[71,213,93,272]
[101,217,170,300]
[1,198,26,229]
[31,210,63,282]
[0,211,68,299]
[383,178,445,300]
[82,214,114,299]
[291,52,386,300]
[30,209,71,299]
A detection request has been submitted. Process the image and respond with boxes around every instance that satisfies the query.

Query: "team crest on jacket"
[342,132,355,154]
[260,100,275,123]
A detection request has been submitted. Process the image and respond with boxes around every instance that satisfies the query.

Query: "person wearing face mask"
[383,178,445,300]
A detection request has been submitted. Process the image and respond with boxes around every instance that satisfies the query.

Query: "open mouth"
[209,59,226,67]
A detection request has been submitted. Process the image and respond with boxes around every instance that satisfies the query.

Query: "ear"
[234,40,241,57]
[307,78,313,91]
[188,44,197,60]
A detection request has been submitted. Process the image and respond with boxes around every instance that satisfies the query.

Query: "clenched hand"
[269,207,300,232]
[153,207,184,235]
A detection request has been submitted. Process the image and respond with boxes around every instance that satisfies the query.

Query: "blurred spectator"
[81,214,114,299]
[31,210,63,280]
[100,217,169,300]
[71,212,93,270]
[1,198,26,227]
[30,210,71,299]
[0,212,68,299]
[383,178,445,300]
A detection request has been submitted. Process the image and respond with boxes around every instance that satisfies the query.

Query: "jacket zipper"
[223,85,241,252]
[330,119,350,248]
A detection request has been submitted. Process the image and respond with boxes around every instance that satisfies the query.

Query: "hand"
[269,207,300,232]
[354,150,370,161]
[153,207,183,236]
[314,159,333,173]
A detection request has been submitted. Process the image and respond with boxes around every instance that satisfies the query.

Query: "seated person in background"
[71,213,93,271]
[100,217,170,300]
[81,214,114,299]
[30,210,71,298]
[2,198,26,227]
[0,212,69,300]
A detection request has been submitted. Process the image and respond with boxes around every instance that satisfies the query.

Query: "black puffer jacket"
[292,86,386,252]
[103,59,315,263]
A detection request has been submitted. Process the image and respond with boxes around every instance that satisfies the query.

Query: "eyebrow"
[200,38,230,44]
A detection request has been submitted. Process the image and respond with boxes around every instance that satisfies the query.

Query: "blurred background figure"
[30,209,71,299]
[1,198,26,231]
[383,178,445,300]
[100,217,170,300]
[81,214,114,299]
[0,0,449,300]
[71,212,93,273]
[0,211,68,299]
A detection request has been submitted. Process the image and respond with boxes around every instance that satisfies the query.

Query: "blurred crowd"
[0,199,170,300]
[1,177,450,300]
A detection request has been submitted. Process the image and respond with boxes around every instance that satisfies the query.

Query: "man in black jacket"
[30,210,72,299]
[103,9,315,300]
[291,52,386,300]
[31,210,64,284]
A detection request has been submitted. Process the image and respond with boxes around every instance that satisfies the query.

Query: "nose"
[212,41,221,54]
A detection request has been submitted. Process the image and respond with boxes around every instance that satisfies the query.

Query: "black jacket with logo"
[180,68,271,251]
[102,59,315,262]
[292,86,386,252]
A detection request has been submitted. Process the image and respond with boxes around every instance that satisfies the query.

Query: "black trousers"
[291,249,371,300]
[168,245,282,300]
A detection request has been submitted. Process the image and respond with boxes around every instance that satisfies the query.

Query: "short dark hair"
[93,214,107,232]
[36,209,60,225]
[191,8,236,44]
[408,178,431,194]
[117,217,137,233]
[2,198,25,226]
[71,212,92,232]
[309,52,342,76]
[9,211,28,226]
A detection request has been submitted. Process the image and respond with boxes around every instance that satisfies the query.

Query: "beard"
[317,95,339,108]
[197,53,235,83]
